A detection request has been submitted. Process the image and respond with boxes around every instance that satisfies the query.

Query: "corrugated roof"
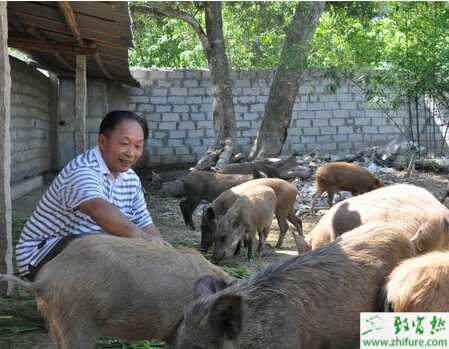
[7,1,139,86]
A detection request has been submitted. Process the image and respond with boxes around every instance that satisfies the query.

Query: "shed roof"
[7,1,139,86]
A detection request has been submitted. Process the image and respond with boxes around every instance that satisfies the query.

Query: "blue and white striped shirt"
[15,146,152,276]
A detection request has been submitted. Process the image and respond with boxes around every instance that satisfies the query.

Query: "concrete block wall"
[10,57,52,184]
[129,69,409,164]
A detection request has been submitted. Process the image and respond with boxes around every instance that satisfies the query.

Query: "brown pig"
[310,161,383,211]
[0,234,233,349]
[201,178,303,251]
[161,170,264,230]
[212,185,276,262]
[306,184,449,251]
[170,222,419,349]
[384,251,449,312]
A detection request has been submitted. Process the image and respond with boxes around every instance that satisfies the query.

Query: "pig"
[310,161,383,212]
[212,185,277,262]
[384,251,449,312]
[306,184,449,251]
[0,234,233,349]
[160,170,264,230]
[169,222,419,349]
[201,178,304,251]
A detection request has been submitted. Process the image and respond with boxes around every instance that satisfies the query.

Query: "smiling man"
[15,110,168,280]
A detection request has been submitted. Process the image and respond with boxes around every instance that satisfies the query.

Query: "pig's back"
[385,251,449,312]
[229,223,415,349]
[307,184,449,248]
[212,178,295,213]
[316,162,375,191]
[36,234,232,340]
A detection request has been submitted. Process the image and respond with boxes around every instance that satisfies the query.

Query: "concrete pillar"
[0,2,14,296]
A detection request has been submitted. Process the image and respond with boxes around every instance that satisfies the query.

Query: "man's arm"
[79,198,146,239]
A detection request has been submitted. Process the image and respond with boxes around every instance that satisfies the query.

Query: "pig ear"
[206,207,215,221]
[193,275,230,299]
[410,220,439,253]
[411,218,449,252]
[209,294,243,341]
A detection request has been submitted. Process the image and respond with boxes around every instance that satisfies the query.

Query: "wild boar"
[161,170,263,230]
[384,251,449,312]
[307,184,449,251]
[0,234,232,349]
[310,161,383,211]
[201,178,303,251]
[212,185,276,262]
[170,222,418,349]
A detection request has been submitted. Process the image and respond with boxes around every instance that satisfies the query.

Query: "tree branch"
[130,4,211,54]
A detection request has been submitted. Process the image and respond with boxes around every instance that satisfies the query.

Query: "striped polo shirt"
[15,146,153,276]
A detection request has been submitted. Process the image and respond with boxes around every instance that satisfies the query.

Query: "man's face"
[98,120,145,176]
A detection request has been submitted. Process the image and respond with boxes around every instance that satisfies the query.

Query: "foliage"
[310,2,449,111]
[130,1,296,69]
[131,1,449,115]
[130,4,207,69]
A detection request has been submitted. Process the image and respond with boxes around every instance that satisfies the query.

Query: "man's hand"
[142,233,172,247]
[143,224,172,247]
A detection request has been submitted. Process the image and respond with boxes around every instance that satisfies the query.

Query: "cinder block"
[163,114,180,122]
[337,126,353,134]
[169,130,187,138]
[321,126,337,135]
[188,88,206,96]
[303,127,320,136]
[183,80,199,88]
[159,122,177,130]
[313,119,329,127]
[178,121,195,130]
[170,88,188,96]
[150,97,167,104]
[188,130,204,138]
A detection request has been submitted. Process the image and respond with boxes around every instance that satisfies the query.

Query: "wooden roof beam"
[26,26,75,71]
[9,37,96,55]
[57,1,83,46]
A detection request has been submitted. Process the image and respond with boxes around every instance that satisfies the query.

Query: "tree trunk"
[131,3,237,167]
[204,2,236,152]
[249,2,325,160]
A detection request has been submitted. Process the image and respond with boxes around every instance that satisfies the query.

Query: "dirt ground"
[1,167,448,348]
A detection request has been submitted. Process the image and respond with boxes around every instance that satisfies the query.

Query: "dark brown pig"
[213,185,276,262]
[201,178,303,251]
[170,222,418,349]
[0,234,233,349]
[307,184,449,251]
[310,161,383,211]
[161,170,263,230]
[384,251,449,312]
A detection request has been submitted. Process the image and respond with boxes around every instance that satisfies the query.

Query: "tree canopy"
[131,1,449,108]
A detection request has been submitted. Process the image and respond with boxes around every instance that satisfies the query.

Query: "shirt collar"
[93,146,114,177]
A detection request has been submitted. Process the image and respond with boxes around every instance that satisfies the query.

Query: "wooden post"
[74,54,87,154]
[0,2,14,296]
[49,72,58,170]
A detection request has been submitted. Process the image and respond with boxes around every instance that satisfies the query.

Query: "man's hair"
[99,110,149,140]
